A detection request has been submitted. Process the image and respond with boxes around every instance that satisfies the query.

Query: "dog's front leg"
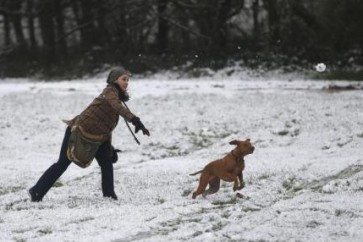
[218,171,239,191]
[237,172,244,190]
[232,176,240,191]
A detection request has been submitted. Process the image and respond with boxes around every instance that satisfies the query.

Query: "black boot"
[28,187,43,202]
[104,193,118,200]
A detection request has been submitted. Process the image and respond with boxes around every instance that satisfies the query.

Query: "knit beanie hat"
[106,67,130,84]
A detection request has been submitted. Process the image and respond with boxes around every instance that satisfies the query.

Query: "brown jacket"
[64,85,135,141]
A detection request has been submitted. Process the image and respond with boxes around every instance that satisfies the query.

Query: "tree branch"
[150,9,211,40]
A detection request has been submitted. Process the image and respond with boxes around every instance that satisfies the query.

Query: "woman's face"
[115,74,129,92]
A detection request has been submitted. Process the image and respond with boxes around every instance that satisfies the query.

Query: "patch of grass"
[184,129,233,150]
[258,173,272,180]
[313,70,363,81]
[5,199,30,211]
[282,176,303,192]
[212,221,225,231]
[277,130,289,136]
[182,188,193,197]
[221,211,231,218]
[69,216,95,224]
[222,233,232,239]
[143,142,190,160]
[37,228,52,235]
[192,231,203,237]
[306,220,323,228]
[13,238,27,242]
[0,186,24,195]
[212,197,238,206]
[242,206,261,212]
[13,228,32,234]
[52,181,63,187]
[156,197,166,204]
[335,209,355,218]
[160,217,202,233]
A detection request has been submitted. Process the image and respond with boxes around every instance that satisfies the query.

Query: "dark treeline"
[0,0,362,78]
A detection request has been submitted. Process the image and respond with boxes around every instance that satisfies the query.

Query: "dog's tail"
[189,170,203,176]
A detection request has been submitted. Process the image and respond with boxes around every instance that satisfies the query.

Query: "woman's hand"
[131,116,150,136]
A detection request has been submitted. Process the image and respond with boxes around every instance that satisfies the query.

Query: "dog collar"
[231,150,244,163]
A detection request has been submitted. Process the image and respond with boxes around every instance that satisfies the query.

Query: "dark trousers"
[31,127,116,200]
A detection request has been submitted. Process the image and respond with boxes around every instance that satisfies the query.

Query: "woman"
[29,68,150,201]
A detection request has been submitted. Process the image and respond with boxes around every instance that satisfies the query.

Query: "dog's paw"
[234,184,244,191]
[236,193,250,199]
[236,192,244,198]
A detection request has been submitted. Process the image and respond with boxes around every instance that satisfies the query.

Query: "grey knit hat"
[106,67,131,84]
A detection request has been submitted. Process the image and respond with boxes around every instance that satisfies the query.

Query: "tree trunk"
[216,0,231,49]
[38,0,56,65]
[179,13,191,53]
[1,0,12,46]
[54,0,67,61]
[252,0,260,39]
[9,0,26,50]
[79,0,96,51]
[157,0,169,54]
[95,0,109,46]
[27,0,37,50]
[263,0,280,48]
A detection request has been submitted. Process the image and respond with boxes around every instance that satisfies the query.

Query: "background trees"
[0,0,362,78]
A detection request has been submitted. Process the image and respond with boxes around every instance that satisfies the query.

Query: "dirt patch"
[305,164,363,191]
[324,84,363,92]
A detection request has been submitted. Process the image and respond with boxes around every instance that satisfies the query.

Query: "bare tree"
[38,0,56,64]
[9,0,27,50]
[157,0,169,54]
[27,0,37,52]
[54,0,67,61]
[0,0,12,46]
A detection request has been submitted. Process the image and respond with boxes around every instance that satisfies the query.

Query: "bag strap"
[122,101,141,145]
[72,125,107,142]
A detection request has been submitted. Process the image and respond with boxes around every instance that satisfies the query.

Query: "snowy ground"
[0,76,363,242]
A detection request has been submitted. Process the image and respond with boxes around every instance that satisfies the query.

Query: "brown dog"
[190,139,255,199]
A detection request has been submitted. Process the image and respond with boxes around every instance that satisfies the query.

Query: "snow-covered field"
[1,76,363,241]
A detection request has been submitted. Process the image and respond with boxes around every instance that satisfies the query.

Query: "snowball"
[315,63,326,72]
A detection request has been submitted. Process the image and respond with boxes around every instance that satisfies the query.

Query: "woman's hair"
[106,68,131,84]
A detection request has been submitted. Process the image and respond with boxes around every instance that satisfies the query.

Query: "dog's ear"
[246,138,250,142]
[229,140,239,145]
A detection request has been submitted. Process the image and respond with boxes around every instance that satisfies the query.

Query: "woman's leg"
[29,127,72,201]
[95,140,117,200]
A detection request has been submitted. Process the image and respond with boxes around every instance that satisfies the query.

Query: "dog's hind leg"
[192,172,210,199]
[203,177,220,197]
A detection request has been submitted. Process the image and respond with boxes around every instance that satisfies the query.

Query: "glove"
[111,146,121,163]
[131,116,150,136]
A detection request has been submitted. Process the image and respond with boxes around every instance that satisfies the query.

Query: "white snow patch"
[1,77,363,241]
